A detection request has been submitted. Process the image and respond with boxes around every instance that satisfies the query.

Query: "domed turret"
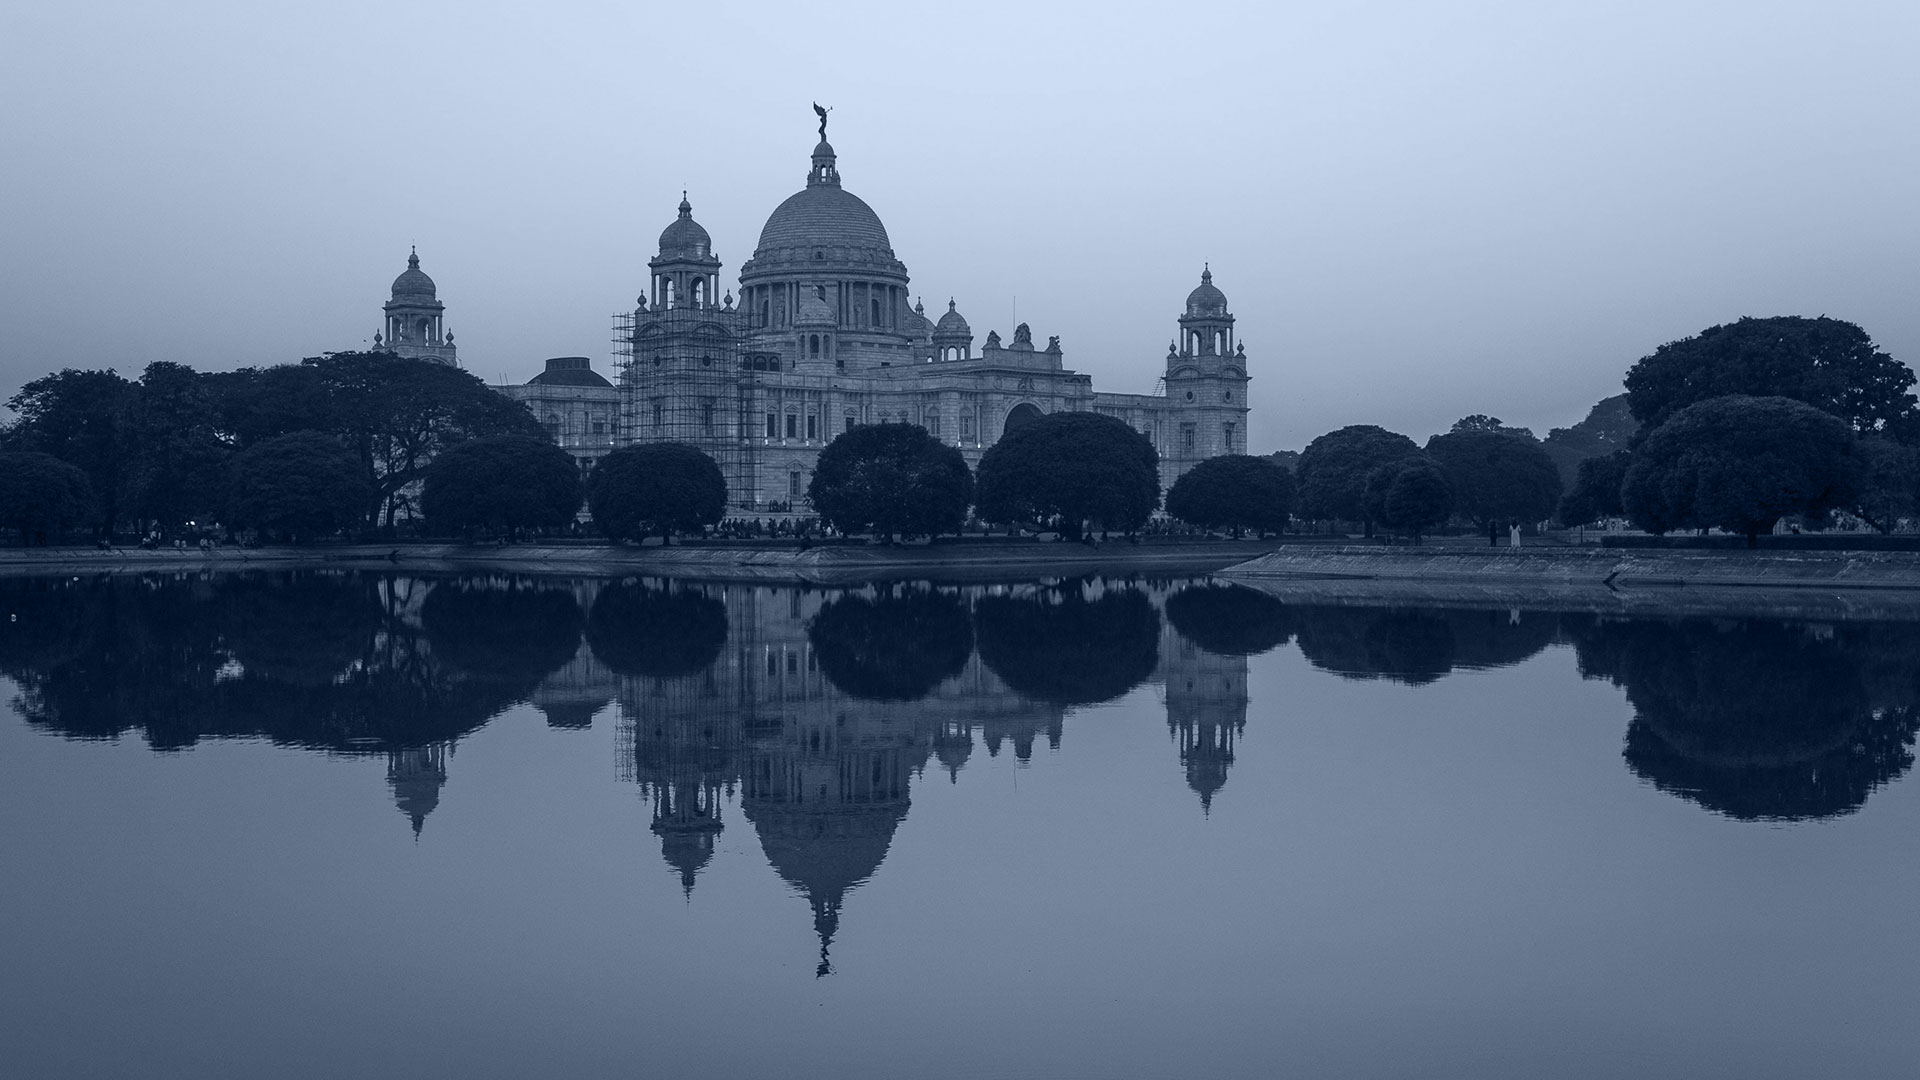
[658,193,712,259]
[390,247,437,301]
[1185,265,1228,317]
[931,299,973,361]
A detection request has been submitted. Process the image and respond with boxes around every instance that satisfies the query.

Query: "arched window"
[871,298,882,326]
[809,334,820,356]
[692,279,706,308]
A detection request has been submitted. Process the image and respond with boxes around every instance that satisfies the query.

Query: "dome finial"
[1201,263,1211,285]
[678,191,692,217]
[408,245,419,269]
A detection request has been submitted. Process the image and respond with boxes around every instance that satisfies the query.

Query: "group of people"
[712,517,824,540]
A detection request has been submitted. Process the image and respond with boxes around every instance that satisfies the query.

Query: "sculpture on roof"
[1012,322,1033,348]
[812,101,831,139]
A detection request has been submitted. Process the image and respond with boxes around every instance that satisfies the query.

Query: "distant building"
[498,356,621,474]
[614,121,1254,508]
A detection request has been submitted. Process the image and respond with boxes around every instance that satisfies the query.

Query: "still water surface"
[3,572,1918,1079]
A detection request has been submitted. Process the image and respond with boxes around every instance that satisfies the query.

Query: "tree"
[1450,414,1535,438]
[1542,394,1638,488]
[3,368,133,535]
[206,364,338,449]
[116,361,231,535]
[0,452,94,545]
[304,351,550,527]
[1165,454,1295,536]
[808,423,972,540]
[1851,437,1920,534]
[587,442,726,543]
[226,431,374,540]
[974,411,1158,539]
[1424,428,1562,528]
[1556,450,1631,527]
[1368,460,1453,541]
[1623,316,1918,436]
[1621,395,1863,543]
[422,434,581,537]
[1294,425,1422,533]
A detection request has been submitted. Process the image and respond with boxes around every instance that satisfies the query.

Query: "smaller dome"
[529,356,613,388]
[658,193,712,258]
[934,299,970,337]
[391,248,436,300]
[795,284,836,326]
[1186,266,1228,316]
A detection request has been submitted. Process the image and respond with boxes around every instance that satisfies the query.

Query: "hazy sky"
[3,1,1916,451]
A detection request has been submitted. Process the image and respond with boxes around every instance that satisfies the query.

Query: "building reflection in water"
[8,573,1920,973]
[602,578,1247,973]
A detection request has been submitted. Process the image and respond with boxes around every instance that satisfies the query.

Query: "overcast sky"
[3,1,1915,450]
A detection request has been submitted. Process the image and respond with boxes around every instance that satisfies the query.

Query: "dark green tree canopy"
[303,351,550,526]
[1851,436,1920,534]
[586,441,726,543]
[975,411,1159,538]
[226,430,372,540]
[0,451,94,545]
[1623,316,1918,436]
[422,433,581,535]
[3,368,132,532]
[1621,395,1863,541]
[1450,414,1535,438]
[808,423,972,539]
[1424,428,1562,526]
[421,581,584,685]
[1166,454,1295,535]
[118,361,230,533]
[806,589,975,700]
[1556,450,1631,527]
[207,365,338,449]
[1542,394,1638,488]
[1295,425,1422,527]
[1368,459,1453,540]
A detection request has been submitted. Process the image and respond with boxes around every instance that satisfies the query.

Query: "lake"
[3,571,1917,1079]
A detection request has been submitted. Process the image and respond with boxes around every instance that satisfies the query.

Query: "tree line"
[0,351,546,543]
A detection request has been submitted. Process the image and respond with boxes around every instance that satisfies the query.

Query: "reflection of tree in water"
[1293,607,1454,686]
[974,584,1160,705]
[421,579,583,683]
[0,573,589,834]
[585,582,728,677]
[1292,605,1557,685]
[806,588,973,700]
[1164,584,1294,657]
[1569,616,1920,821]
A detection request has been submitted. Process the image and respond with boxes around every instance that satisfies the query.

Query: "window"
[789,470,802,497]
[592,416,607,435]
[926,413,940,436]
[785,414,797,439]
[806,415,818,440]
[1223,423,1236,451]
[845,415,855,433]
[809,334,820,357]
[544,413,561,437]
[1181,423,1196,452]
[651,401,663,429]
[702,400,715,433]
[765,413,777,439]
[960,411,974,438]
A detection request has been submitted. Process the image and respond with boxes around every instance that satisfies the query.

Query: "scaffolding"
[613,306,757,509]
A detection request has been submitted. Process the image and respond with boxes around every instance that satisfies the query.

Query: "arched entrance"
[1003,403,1043,437]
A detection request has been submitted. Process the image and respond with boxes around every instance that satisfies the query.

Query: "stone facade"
[498,356,621,474]
[615,126,1253,510]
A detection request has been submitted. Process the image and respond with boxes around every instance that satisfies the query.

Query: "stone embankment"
[1218,546,1920,620]
[0,540,1277,586]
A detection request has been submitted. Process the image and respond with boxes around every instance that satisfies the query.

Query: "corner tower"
[381,248,458,365]
[1161,267,1251,487]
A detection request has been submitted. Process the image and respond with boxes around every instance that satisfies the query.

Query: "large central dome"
[743,137,904,279]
